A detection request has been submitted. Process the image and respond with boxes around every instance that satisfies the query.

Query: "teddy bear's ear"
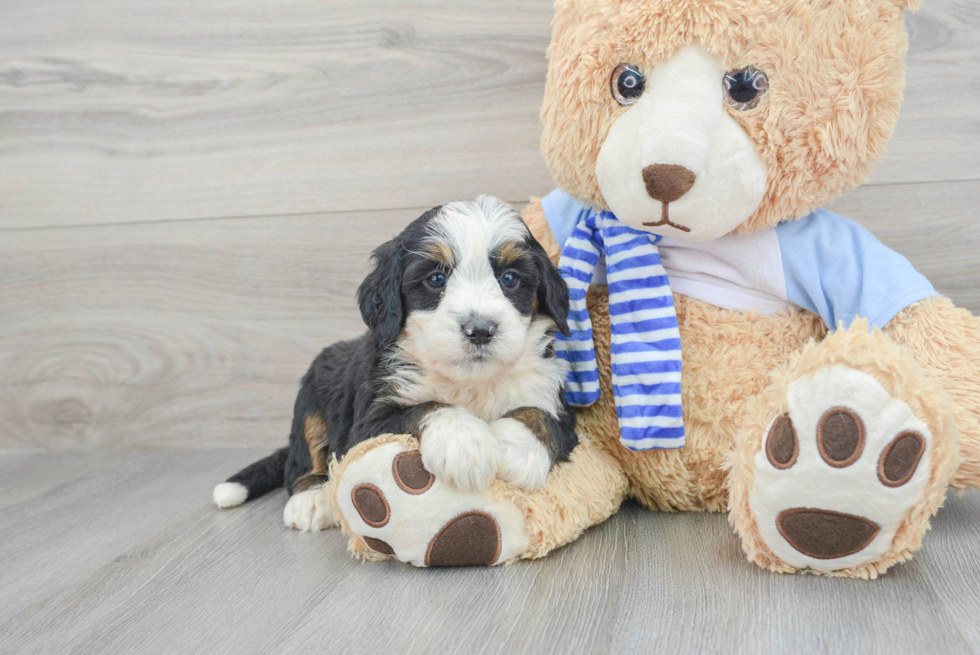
[549,0,606,58]
[552,0,586,40]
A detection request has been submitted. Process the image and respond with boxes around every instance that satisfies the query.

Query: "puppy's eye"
[723,67,769,111]
[425,272,447,289]
[499,272,520,290]
[611,64,645,106]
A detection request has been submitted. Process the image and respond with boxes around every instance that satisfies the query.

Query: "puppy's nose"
[463,320,497,346]
[642,164,697,203]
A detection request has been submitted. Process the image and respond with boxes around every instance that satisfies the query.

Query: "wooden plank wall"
[1,0,978,449]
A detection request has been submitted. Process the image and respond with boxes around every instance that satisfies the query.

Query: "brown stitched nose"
[642,164,697,203]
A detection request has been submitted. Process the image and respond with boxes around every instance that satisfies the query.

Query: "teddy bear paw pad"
[337,441,528,567]
[751,364,931,571]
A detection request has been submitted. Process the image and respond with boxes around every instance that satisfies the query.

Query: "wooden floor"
[1,449,979,655]
[3,0,980,652]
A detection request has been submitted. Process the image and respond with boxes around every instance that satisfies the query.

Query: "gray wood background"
[1,0,978,450]
[3,2,980,654]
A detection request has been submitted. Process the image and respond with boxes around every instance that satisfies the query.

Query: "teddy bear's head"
[540,0,920,242]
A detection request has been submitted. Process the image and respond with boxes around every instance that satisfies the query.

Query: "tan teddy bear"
[328,0,980,578]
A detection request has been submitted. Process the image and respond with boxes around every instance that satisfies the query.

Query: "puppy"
[213,196,578,531]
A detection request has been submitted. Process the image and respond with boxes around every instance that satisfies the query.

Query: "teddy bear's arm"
[521,197,561,266]
[884,295,980,493]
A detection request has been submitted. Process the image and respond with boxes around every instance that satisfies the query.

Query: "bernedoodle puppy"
[213,196,577,530]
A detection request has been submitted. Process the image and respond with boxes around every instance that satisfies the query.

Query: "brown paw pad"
[766,414,799,470]
[351,483,390,528]
[363,537,395,555]
[878,431,926,488]
[392,450,435,495]
[425,511,501,566]
[777,508,880,560]
[817,407,865,468]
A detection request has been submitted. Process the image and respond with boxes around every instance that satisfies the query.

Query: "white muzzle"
[595,45,767,242]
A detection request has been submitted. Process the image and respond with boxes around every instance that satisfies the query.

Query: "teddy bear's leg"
[326,433,628,566]
[727,322,960,578]
[883,296,980,492]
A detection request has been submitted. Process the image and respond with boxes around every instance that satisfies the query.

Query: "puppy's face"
[357,196,569,381]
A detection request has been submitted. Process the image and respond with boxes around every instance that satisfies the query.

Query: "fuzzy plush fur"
[541,0,912,234]
[727,322,960,579]
[526,198,980,576]
[327,0,980,576]
[518,0,980,577]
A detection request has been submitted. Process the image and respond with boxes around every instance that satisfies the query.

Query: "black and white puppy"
[213,196,578,529]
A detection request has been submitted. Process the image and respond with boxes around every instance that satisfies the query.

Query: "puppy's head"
[357,196,569,381]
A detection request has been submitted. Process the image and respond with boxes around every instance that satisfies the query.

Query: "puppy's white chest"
[394,355,567,421]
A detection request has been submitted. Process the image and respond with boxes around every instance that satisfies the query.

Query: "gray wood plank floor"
[3,0,980,652]
[1,449,979,655]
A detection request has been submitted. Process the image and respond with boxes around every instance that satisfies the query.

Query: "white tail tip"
[213,482,248,508]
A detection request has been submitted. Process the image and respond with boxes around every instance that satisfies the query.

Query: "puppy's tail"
[213,447,288,509]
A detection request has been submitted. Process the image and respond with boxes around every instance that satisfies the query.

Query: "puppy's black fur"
[220,204,577,504]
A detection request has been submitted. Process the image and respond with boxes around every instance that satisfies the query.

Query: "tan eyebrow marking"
[424,239,454,266]
[496,241,529,267]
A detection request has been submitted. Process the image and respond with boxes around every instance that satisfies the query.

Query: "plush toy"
[324,0,980,577]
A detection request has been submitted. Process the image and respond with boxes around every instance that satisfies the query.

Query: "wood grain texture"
[0,0,555,229]
[0,0,978,229]
[0,208,394,449]
[1,449,978,654]
[1,180,978,450]
[2,181,978,450]
[2,2,979,652]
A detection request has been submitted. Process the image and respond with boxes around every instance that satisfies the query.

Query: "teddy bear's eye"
[611,64,645,106]
[723,67,769,111]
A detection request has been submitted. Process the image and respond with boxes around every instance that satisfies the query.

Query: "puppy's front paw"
[283,486,338,532]
[489,417,551,491]
[420,407,501,492]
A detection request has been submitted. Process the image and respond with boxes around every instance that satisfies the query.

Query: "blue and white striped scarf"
[554,210,685,451]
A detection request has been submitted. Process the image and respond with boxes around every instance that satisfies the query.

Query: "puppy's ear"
[531,240,571,336]
[357,236,405,348]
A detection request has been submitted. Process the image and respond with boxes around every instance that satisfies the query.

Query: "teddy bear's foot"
[752,364,934,571]
[729,324,959,578]
[329,432,629,566]
[335,437,529,566]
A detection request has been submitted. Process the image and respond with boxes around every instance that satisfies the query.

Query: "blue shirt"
[542,189,936,329]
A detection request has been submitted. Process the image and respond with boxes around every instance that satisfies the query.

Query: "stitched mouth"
[642,203,691,233]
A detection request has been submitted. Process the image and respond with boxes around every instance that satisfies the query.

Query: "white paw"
[489,418,551,491]
[751,365,932,571]
[337,443,529,566]
[283,486,338,532]
[419,407,501,492]
[213,482,248,508]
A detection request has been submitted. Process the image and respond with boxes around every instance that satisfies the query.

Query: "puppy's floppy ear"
[530,239,571,337]
[357,236,405,348]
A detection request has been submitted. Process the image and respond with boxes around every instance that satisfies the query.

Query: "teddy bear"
[315,0,980,578]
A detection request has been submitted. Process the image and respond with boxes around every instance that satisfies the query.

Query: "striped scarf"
[553,210,685,451]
